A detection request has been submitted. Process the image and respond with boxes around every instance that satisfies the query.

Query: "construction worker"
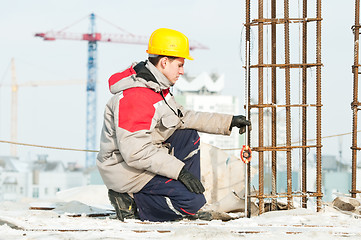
[97,28,251,222]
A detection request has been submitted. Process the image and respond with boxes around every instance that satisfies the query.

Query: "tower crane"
[8,58,85,157]
[35,13,208,168]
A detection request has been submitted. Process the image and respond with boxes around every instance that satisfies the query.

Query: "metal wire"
[0,139,99,153]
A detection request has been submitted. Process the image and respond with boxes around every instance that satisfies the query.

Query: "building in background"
[0,156,30,201]
[322,154,351,202]
[0,154,102,201]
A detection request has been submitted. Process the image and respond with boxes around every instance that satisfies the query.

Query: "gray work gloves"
[178,167,205,194]
[229,115,251,134]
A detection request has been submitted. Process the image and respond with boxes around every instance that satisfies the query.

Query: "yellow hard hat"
[146,28,194,60]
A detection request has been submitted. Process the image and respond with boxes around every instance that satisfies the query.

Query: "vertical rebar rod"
[271,0,278,211]
[352,0,360,198]
[245,0,252,215]
[284,0,293,209]
[245,40,251,218]
[258,0,265,215]
[316,0,323,211]
[301,0,308,208]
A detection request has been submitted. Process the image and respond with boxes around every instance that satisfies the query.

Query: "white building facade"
[0,155,87,201]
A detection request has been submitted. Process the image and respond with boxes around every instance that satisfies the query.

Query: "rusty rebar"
[316,0,323,212]
[253,144,321,152]
[245,0,322,215]
[248,17,323,25]
[245,0,252,217]
[350,189,361,194]
[258,0,265,215]
[249,103,322,108]
[284,0,293,210]
[250,192,323,199]
[271,0,277,211]
[351,0,360,199]
[302,0,308,209]
[249,63,322,68]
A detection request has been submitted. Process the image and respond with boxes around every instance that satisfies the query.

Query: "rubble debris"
[332,196,361,212]
[51,201,114,217]
[264,201,290,212]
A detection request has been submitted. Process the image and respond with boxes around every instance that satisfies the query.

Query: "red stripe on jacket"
[108,67,136,90]
[118,88,169,132]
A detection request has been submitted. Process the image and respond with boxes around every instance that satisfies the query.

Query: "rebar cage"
[244,0,323,215]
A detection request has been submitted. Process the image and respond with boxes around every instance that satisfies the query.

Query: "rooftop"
[174,72,224,94]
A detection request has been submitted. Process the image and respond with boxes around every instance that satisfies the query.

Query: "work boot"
[186,210,241,221]
[108,189,139,221]
[194,211,213,221]
[185,211,213,221]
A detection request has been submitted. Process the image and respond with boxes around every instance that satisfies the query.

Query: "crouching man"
[96,28,251,222]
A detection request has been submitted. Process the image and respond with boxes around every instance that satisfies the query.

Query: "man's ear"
[160,57,168,69]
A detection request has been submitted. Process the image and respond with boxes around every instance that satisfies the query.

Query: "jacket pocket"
[161,114,180,128]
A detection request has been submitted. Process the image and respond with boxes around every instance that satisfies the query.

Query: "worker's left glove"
[178,167,205,194]
[229,115,251,134]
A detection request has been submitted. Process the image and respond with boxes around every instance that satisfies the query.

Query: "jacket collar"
[143,61,172,91]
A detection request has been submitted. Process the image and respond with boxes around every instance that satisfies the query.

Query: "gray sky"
[0,0,356,167]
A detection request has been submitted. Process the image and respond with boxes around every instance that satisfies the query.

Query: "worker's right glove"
[177,167,205,194]
[229,115,251,134]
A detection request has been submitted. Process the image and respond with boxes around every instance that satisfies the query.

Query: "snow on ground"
[1,186,361,240]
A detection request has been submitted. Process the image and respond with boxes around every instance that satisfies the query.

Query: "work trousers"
[133,129,206,222]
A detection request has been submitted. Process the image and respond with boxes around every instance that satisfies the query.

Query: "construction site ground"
[1,200,361,240]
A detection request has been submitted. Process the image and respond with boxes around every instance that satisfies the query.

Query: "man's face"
[162,57,185,85]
